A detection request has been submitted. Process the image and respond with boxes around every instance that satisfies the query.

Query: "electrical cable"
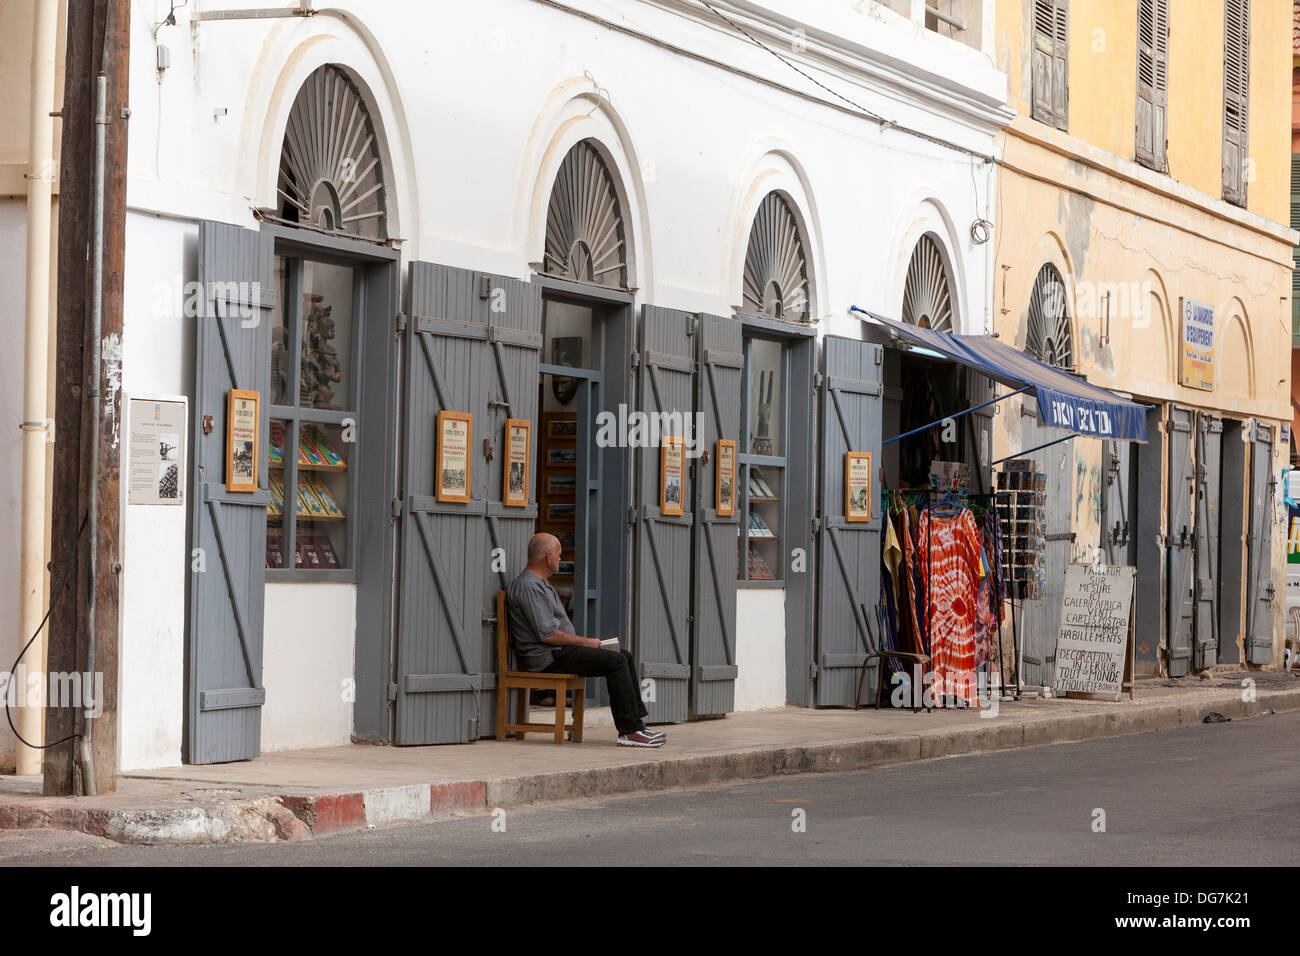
[5,512,88,751]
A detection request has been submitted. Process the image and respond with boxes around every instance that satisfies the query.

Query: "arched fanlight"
[543,141,628,288]
[901,234,954,332]
[742,193,809,322]
[277,65,386,240]
[1025,263,1073,370]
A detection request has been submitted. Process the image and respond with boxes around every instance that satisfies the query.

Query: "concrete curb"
[3,687,1296,845]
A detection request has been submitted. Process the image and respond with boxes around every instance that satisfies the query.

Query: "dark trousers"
[544,647,647,735]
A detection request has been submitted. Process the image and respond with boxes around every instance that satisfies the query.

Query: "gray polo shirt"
[506,569,575,671]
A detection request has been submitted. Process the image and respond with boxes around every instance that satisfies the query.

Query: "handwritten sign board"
[1053,563,1136,701]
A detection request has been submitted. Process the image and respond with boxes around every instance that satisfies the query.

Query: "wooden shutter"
[1165,406,1195,677]
[1032,0,1069,129]
[632,306,697,722]
[1245,422,1275,664]
[187,223,275,764]
[1192,414,1222,670]
[813,337,883,706]
[394,262,542,744]
[1291,154,1300,337]
[1136,0,1169,170]
[690,313,742,717]
[1222,0,1250,206]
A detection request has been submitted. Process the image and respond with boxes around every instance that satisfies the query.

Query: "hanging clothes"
[915,508,983,706]
[898,505,929,657]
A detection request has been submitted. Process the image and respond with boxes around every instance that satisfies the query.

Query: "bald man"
[506,533,665,747]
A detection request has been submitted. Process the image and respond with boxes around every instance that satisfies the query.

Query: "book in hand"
[599,637,620,649]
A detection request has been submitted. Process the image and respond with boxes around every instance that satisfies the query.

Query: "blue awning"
[855,309,1149,442]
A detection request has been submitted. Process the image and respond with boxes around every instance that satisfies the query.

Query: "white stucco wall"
[735,589,788,711]
[2,0,1010,768]
[0,200,27,770]
[260,583,355,752]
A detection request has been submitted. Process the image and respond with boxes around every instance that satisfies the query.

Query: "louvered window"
[1291,153,1300,342]
[1222,0,1250,206]
[1031,0,1069,130]
[1136,0,1169,171]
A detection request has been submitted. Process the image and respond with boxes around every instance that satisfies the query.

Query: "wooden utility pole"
[45,0,130,796]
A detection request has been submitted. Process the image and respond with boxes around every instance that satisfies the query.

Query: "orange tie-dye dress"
[914,509,982,706]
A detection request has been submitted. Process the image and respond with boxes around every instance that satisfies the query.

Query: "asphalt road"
[2,712,1298,866]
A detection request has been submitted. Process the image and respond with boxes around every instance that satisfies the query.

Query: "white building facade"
[0,0,1011,770]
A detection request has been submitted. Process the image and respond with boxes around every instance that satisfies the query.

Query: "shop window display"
[738,335,787,584]
[265,255,359,573]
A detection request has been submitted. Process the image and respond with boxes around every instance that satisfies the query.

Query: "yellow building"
[992,0,1294,680]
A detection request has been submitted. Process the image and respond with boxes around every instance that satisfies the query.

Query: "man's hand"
[585,637,602,649]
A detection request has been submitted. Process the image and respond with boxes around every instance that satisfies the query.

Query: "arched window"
[542,140,628,288]
[1025,263,1073,370]
[901,234,954,331]
[742,192,809,322]
[277,65,387,240]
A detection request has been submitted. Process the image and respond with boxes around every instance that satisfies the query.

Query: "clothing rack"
[877,487,1010,707]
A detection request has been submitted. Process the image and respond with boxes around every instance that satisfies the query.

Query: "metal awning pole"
[992,432,1077,465]
[883,384,1033,446]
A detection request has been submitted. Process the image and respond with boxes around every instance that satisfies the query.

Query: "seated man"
[507,533,665,748]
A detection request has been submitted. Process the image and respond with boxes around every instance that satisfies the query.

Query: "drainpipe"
[15,0,60,776]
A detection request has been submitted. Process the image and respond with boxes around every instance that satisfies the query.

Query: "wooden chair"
[495,591,586,743]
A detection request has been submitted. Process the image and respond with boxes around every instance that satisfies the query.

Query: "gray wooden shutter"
[1165,405,1195,676]
[1032,0,1069,129]
[1102,439,1135,566]
[1245,421,1275,664]
[395,263,541,744]
[690,313,741,717]
[186,223,275,764]
[1222,0,1250,206]
[632,306,696,722]
[1192,413,1221,669]
[1136,0,1169,170]
[1016,402,1073,689]
[814,336,882,706]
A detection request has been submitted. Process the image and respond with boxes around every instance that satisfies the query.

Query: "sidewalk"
[3,672,1296,845]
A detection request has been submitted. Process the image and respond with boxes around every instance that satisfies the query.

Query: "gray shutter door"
[814,336,883,706]
[1165,405,1195,676]
[632,306,696,722]
[1245,422,1275,664]
[1193,414,1222,669]
[1016,403,1073,689]
[186,223,275,764]
[1217,419,1247,665]
[395,263,541,744]
[690,313,741,717]
[1102,439,1135,566]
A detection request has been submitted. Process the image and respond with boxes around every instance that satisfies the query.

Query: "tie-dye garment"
[915,509,983,706]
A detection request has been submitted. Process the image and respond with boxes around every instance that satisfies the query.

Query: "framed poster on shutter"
[716,439,736,517]
[844,451,872,522]
[661,436,685,517]
[436,410,472,503]
[503,418,530,507]
[225,389,260,493]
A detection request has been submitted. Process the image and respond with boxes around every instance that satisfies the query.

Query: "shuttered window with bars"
[1135,0,1169,172]
[1031,0,1069,130]
[1222,0,1250,207]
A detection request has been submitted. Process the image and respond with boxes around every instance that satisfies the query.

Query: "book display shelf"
[267,420,349,570]
[538,412,577,581]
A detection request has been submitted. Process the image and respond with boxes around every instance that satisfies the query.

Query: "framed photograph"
[127,395,187,506]
[715,439,736,517]
[844,451,873,523]
[547,447,577,467]
[547,417,577,439]
[436,410,472,503]
[503,418,530,507]
[225,389,260,493]
[547,475,576,495]
[660,436,685,517]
